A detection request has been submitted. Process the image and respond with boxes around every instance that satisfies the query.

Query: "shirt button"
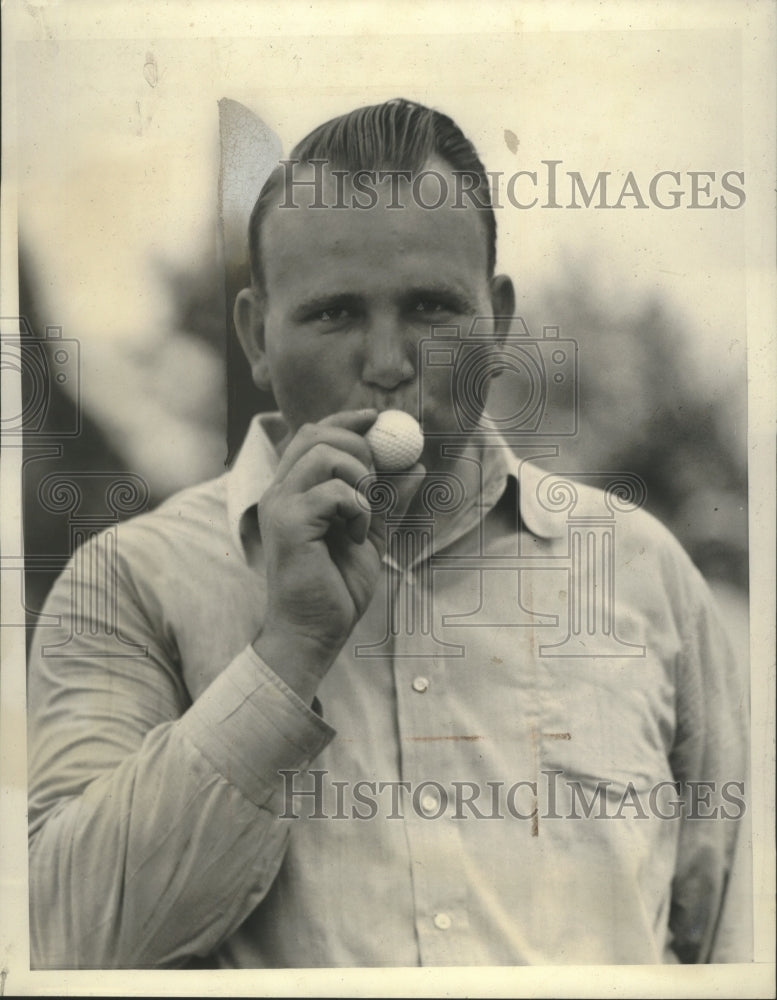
[412,676,429,693]
[433,912,452,931]
[420,793,439,814]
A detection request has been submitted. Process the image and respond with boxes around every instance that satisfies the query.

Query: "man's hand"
[252,409,423,703]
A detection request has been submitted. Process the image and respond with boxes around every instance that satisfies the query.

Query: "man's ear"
[234,287,272,391]
[489,274,516,344]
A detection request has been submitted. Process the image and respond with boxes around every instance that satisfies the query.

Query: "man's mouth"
[371,395,422,424]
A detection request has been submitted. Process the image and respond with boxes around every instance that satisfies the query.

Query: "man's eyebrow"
[289,284,478,320]
[290,292,363,320]
[401,284,478,310]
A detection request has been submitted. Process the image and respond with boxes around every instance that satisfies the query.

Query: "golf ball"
[366,410,424,471]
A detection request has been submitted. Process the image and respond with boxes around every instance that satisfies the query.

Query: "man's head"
[248,98,498,297]
[234,98,514,449]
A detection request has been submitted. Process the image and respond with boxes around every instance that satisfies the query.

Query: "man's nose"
[361,318,415,390]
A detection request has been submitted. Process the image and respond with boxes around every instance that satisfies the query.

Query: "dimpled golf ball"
[366,410,424,471]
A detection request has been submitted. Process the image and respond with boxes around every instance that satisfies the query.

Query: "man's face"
[243,160,514,459]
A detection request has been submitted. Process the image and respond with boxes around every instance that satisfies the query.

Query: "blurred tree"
[21,232,748,654]
[18,248,137,646]
[490,259,748,592]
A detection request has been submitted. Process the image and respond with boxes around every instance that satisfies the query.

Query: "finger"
[297,478,371,545]
[277,418,376,480]
[391,463,426,520]
[319,408,378,432]
[365,463,426,558]
[283,443,374,495]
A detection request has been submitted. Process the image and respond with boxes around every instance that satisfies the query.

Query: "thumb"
[364,464,426,559]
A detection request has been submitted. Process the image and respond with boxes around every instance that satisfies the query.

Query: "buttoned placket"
[381,498,493,963]
[234,419,517,964]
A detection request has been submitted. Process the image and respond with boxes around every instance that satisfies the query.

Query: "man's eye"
[308,307,351,325]
[413,299,453,315]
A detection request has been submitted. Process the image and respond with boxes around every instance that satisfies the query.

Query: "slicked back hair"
[247,98,497,298]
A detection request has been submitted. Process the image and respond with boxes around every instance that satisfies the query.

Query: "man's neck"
[401,434,507,550]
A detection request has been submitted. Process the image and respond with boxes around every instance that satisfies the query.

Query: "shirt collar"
[226,413,566,561]
[226,413,284,558]
[500,447,569,540]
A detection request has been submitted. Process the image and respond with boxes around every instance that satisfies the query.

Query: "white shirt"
[28,414,750,968]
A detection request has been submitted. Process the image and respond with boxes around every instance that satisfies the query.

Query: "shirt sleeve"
[27,533,335,970]
[666,552,751,963]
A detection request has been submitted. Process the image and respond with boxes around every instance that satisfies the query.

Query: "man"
[27,99,749,968]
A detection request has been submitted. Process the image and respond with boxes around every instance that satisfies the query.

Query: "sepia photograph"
[1,2,774,996]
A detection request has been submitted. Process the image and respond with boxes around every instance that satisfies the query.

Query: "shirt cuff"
[177,644,336,808]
